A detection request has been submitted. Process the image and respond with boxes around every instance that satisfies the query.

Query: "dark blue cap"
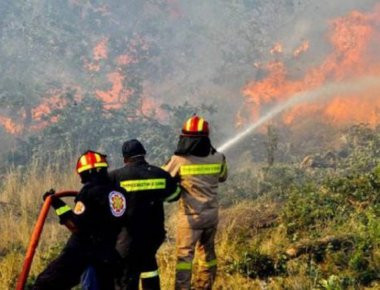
[122,139,146,158]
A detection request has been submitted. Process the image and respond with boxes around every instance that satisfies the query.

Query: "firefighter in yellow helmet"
[163,115,228,290]
[33,151,128,290]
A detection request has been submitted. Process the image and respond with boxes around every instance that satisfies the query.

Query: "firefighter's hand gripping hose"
[16,190,78,290]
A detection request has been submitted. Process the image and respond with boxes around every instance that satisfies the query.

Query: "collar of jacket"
[124,158,148,167]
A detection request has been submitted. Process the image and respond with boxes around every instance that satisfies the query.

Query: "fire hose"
[16,191,78,290]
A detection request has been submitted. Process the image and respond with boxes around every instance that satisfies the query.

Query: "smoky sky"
[0,0,379,137]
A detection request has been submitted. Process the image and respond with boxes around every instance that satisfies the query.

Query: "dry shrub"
[0,159,79,289]
[4,162,377,289]
[219,200,280,240]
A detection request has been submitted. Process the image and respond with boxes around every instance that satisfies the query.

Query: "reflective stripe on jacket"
[163,152,227,228]
[109,160,179,242]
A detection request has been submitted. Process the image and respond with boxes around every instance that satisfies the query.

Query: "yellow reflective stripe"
[165,186,181,201]
[94,153,101,162]
[176,262,192,270]
[197,118,204,131]
[180,164,222,176]
[120,179,166,192]
[80,155,88,166]
[140,270,159,279]
[186,119,192,131]
[77,162,108,173]
[199,259,217,268]
[55,205,71,216]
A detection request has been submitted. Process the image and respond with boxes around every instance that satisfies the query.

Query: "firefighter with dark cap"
[163,115,228,290]
[33,151,128,290]
[109,139,180,290]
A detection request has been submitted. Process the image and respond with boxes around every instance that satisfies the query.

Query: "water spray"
[217,76,380,152]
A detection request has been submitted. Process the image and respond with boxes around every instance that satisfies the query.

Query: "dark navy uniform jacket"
[108,159,180,244]
[53,181,128,261]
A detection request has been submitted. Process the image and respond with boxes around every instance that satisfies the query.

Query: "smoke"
[0,0,379,144]
[136,0,380,131]
[217,76,380,152]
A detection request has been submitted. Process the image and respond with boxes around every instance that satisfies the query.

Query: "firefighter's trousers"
[33,245,117,290]
[116,238,163,290]
[175,226,217,290]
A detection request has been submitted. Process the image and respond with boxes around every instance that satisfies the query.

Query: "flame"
[140,97,166,121]
[95,72,132,110]
[84,59,100,72]
[1,10,153,136]
[86,35,144,109]
[31,91,70,130]
[32,94,67,121]
[270,42,283,55]
[116,35,148,66]
[293,40,309,57]
[0,87,84,134]
[84,38,109,72]
[141,97,156,116]
[0,116,22,134]
[325,95,380,125]
[93,38,108,61]
[116,54,134,66]
[242,5,380,128]
[92,35,149,110]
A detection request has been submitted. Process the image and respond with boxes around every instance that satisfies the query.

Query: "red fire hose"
[16,191,78,290]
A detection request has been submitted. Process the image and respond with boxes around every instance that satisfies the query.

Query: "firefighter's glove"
[43,189,65,210]
[43,189,56,201]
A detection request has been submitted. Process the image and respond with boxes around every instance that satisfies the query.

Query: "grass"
[0,159,79,289]
[1,161,379,289]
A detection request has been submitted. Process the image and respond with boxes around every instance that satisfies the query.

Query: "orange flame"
[31,92,70,130]
[84,38,109,72]
[116,54,133,66]
[1,29,153,135]
[0,88,84,134]
[93,38,108,61]
[270,42,283,55]
[95,71,132,110]
[140,97,166,121]
[32,94,67,121]
[293,41,309,57]
[0,116,23,134]
[242,5,380,128]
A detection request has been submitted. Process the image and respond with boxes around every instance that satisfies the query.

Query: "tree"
[265,124,278,167]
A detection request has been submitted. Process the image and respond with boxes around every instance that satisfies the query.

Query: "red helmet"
[182,115,209,136]
[76,151,108,174]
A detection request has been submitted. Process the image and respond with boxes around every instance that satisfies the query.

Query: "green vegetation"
[0,2,379,288]
[1,124,379,289]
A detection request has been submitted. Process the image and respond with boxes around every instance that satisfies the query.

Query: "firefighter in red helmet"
[163,115,228,290]
[33,151,128,290]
